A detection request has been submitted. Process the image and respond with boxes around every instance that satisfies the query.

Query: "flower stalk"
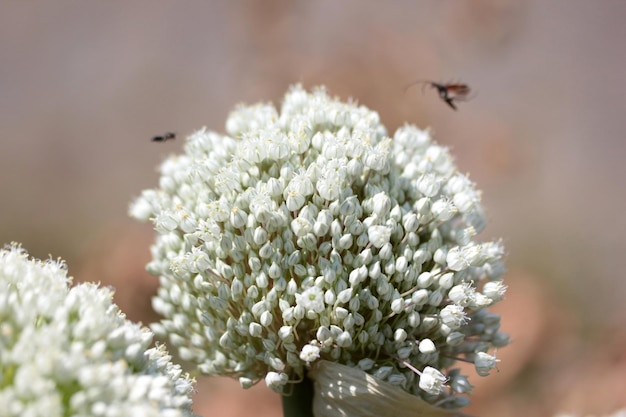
[282,377,315,417]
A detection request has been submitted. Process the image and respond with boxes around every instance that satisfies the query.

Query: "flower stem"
[282,376,314,417]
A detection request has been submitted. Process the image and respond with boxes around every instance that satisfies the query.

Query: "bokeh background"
[2,1,625,416]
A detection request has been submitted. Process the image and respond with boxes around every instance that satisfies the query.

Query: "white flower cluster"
[0,244,196,417]
[130,85,508,407]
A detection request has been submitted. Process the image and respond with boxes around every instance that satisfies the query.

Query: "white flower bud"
[366,294,379,309]
[379,242,393,260]
[372,192,391,218]
[278,326,294,342]
[265,372,288,391]
[251,300,266,318]
[291,217,312,237]
[253,227,268,245]
[248,256,262,272]
[413,248,430,265]
[348,266,367,286]
[428,289,443,306]
[356,232,369,247]
[231,278,244,299]
[347,158,363,177]
[395,256,408,273]
[418,338,436,353]
[368,225,392,248]
[407,311,421,327]
[411,289,430,306]
[249,322,263,337]
[334,307,349,320]
[294,304,305,320]
[402,213,419,233]
[357,358,375,371]
[293,264,307,277]
[397,346,414,360]
[128,195,154,221]
[259,242,273,259]
[239,377,255,389]
[230,207,247,228]
[437,272,455,289]
[313,220,329,237]
[336,331,352,347]
[338,233,353,250]
[391,298,405,314]
[285,190,306,211]
[324,289,336,305]
[433,248,447,266]
[394,328,408,343]
[266,177,283,196]
[474,352,499,376]
[444,332,463,347]
[450,373,474,394]
[313,328,330,346]
[373,366,393,380]
[343,314,355,329]
[268,262,282,279]
[415,197,431,215]
[417,272,434,288]
[260,311,273,327]
[368,261,382,280]
[337,288,353,304]
[348,296,360,312]
[492,332,510,347]
[282,279,295,296]
[420,317,439,333]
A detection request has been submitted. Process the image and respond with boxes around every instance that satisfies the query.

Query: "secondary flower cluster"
[130,85,508,407]
[0,244,196,417]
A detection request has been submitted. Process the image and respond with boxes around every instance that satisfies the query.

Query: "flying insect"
[151,132,176,142]
[405,80,472,110]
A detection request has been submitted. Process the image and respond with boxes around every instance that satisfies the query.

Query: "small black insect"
[151,132,176,142]
[405,80,473,110]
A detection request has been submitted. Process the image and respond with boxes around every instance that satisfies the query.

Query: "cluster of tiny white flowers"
[130,85,508,408]
[0,244,196,417]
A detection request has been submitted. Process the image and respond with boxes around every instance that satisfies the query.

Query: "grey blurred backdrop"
[2,1,625,416]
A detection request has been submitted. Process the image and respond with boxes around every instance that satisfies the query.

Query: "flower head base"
[131,85,508,407]
[0,244,196,417]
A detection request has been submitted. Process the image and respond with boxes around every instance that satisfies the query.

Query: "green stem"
[282,376,314,417]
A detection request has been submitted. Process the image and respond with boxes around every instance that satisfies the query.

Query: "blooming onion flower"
[130,85,508,408]
[0,244,196,417]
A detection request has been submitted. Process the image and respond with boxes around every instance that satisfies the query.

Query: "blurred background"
[1,1,625,416]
